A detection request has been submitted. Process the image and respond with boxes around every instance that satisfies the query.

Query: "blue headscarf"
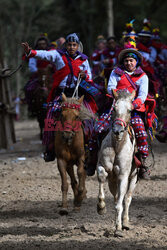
[124,52,139,65]
[66,33,80,44]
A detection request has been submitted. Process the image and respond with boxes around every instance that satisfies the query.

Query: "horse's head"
[112,90,136,140]
[60,93,84,145]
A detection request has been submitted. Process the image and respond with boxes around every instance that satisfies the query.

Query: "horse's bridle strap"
[114,118,127,128]
[61,103,81,110]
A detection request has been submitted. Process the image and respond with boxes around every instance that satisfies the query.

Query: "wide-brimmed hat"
[118,48,143,64]
[118,36,143,64]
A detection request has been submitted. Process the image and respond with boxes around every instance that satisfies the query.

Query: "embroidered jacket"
[27,48,92,101]
[107,66,149,112]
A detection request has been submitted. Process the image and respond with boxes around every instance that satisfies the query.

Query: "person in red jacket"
[137,19,160,97]
[107,42,157,180]
[101,36,121,82]
[86,38,157,180]
[22,33,98,161]
[90,35,106,77]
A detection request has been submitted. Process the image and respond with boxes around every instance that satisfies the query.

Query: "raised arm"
[21,42,65,69]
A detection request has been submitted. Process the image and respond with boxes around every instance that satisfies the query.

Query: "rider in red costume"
[137,19,160,97]
[22,33,99,161]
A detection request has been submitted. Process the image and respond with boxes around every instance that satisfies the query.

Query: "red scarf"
[47,54,85,102]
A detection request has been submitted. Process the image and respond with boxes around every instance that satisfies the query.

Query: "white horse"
[97,89,137,237]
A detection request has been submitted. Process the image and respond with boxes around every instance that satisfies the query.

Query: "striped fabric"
[131,112,148,158]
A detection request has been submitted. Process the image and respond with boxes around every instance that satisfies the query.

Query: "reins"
[72,73,81,99]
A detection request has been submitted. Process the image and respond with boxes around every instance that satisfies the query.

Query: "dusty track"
[0,120,166,250]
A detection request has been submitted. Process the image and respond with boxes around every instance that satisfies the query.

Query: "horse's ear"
[112,89,118,100]
[62,92,67,102]
[130,90,136,101]
[78,95,84,104]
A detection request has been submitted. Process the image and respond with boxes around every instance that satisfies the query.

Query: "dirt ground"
[0,119,166,250]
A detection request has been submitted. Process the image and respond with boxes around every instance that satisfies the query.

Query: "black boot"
[44,150,56,162]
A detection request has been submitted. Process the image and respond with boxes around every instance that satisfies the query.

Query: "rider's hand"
[21,42,31,55]
[132,98,142,110]
[79,70,86,79]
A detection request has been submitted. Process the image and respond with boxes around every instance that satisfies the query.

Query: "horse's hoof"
[59,208,68,216]
[97,204,106,215]
[74,199,82,208]
[114,229,124,238]
[73,206,80,212]
[122,224,130,230]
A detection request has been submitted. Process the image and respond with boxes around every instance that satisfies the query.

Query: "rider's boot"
[139,157,151,180]
[44,143,56,162]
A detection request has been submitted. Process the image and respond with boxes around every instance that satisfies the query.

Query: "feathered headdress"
[138,18,152,37]
[123,19,138,38]
[118,35,142,64]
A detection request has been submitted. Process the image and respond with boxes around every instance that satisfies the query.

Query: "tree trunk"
[107,0,114,37]
[0,42,16,149]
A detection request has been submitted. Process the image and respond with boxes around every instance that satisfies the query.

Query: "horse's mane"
[63,97,96,121]
[116,90,132,99]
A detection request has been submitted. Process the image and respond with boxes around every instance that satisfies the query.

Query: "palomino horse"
[54,93,94,215]
[97,90,137,237]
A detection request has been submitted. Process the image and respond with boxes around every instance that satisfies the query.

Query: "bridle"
[113,118,127,130]
[60,102,82,144]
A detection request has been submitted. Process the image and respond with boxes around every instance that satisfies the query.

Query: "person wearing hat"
[22,33,98,161]
[23,33,56,118]
[137,19,160,97]
[107,40,152,180]
[90,35,106,77]
[101,36,121,82]
[28,34,53,74]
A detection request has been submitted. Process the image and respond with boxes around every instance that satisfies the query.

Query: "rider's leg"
[85,135,99,176]
[43,131,56,162]
[42,107,56,162]
[131,112,150,180]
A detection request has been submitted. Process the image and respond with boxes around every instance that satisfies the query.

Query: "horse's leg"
[57,158,69,215]
[123,170,137,230]
[66,165,79,204]
[114,173,129,237]
[75,157,86,208]
[97,166,108,215]
[108,171,118,203]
